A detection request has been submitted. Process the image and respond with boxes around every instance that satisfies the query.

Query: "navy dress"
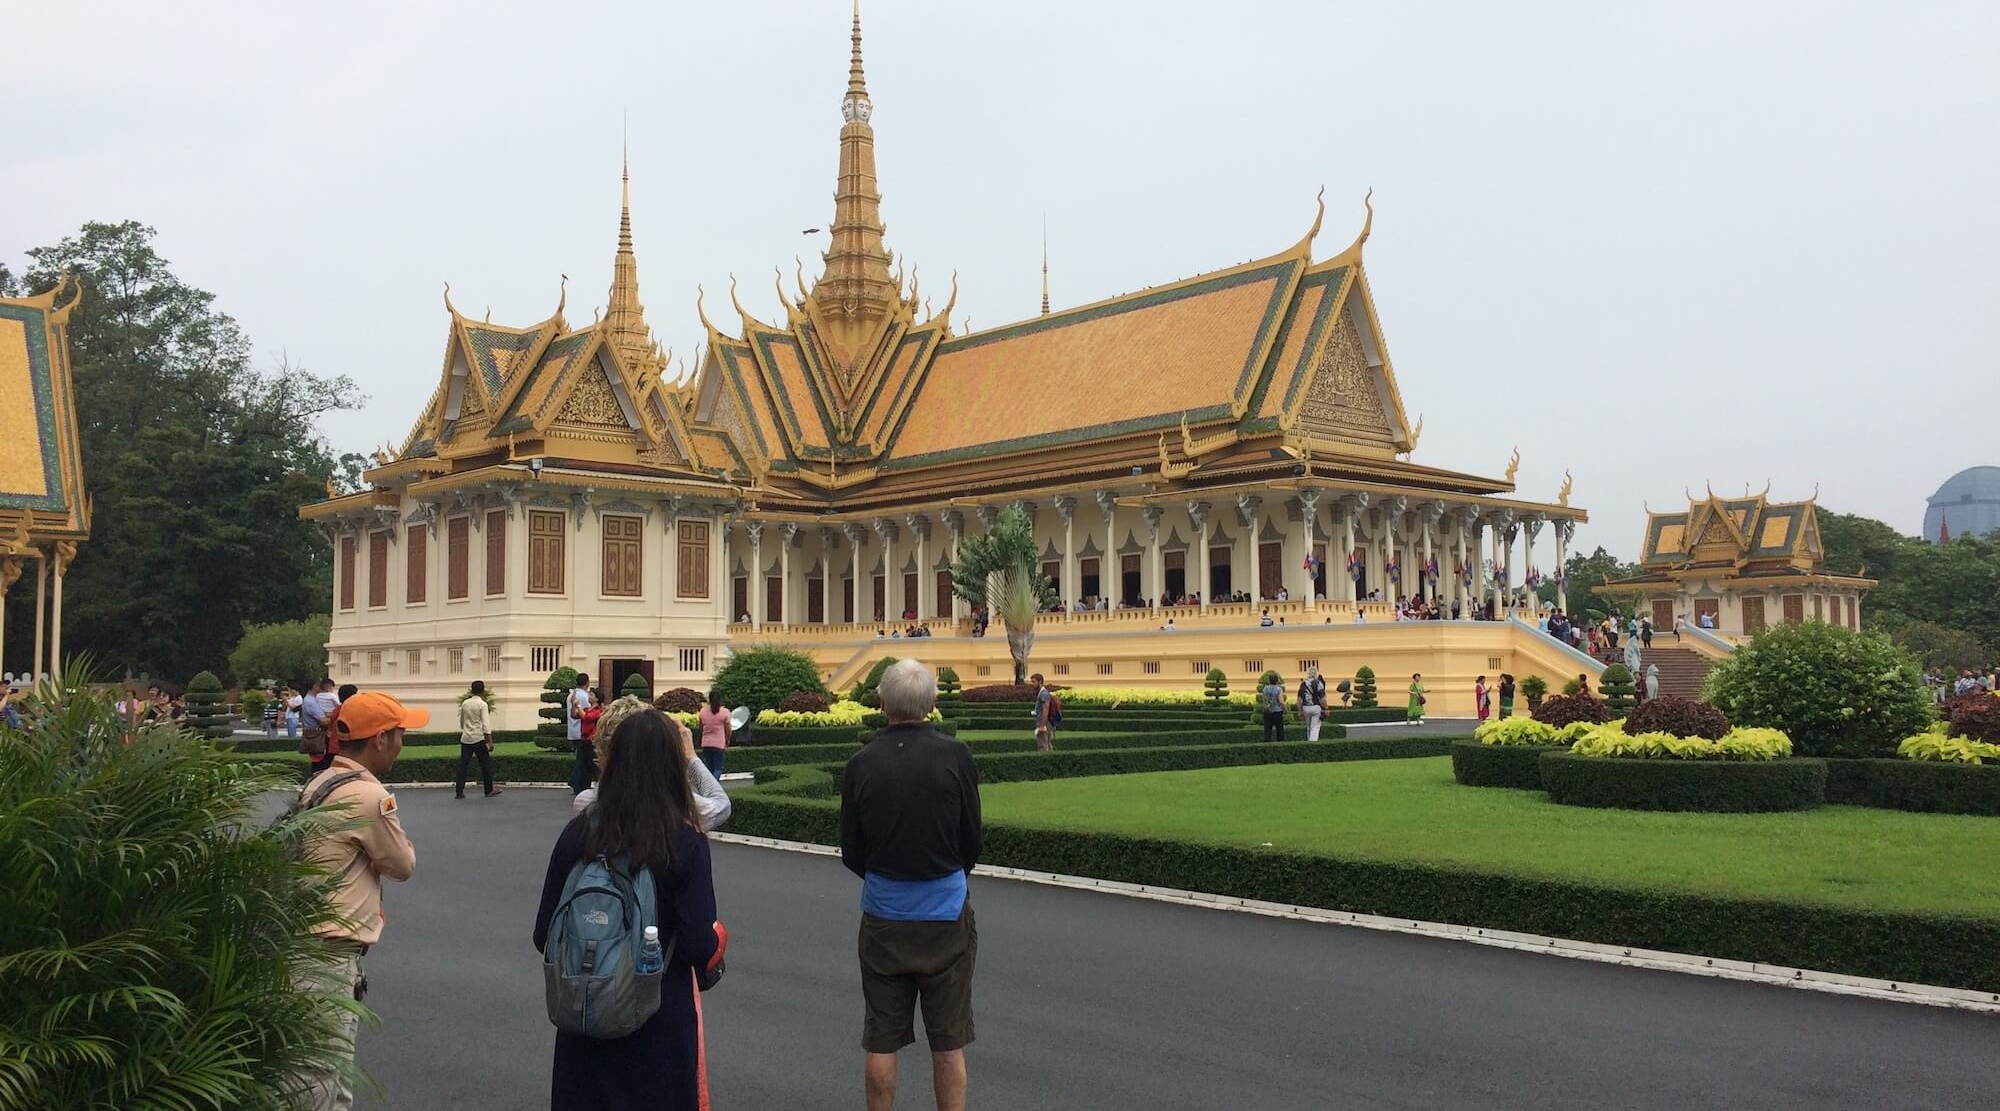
[533,815,719,1111]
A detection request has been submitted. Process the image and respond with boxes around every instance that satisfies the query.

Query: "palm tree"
[950,505,1058,684]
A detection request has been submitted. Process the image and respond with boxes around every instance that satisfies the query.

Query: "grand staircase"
[1596,645,1714,700]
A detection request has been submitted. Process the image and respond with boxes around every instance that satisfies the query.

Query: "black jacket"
[839,723,982,881]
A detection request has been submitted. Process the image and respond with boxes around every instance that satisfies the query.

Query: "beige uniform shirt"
[459,696,490,744]
[302,757,417,946]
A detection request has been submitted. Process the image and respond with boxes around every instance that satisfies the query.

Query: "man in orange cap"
[296,690,427,1110]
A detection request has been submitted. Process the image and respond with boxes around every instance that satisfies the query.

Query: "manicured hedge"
[1823,759,2000,816]
[724,786,2000,994]
[225,728,541,755]
[1539,753,1826,813]
[1450,742,1563,790]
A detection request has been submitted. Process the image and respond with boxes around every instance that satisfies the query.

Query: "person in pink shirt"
[696,690,733,776]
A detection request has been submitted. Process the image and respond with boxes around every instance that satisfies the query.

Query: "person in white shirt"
[572,696,731,830]
[454,680,502,799]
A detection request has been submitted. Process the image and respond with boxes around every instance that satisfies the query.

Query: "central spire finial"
[846,1,869,105]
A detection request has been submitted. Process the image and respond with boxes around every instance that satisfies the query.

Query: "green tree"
[709,645,827,714]
[5,222,361,680]
[227,616,332,686]
[1352,666,1378,709]
[1541,546,1642,619]
[949,506,1057,684]
[0,668,362,1109]
[1892,620,1991,675]
[620,672,652,700]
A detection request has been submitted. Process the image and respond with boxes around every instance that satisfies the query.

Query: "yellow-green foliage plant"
[1898,731,2000,765]
[1570,724,1793,761]
[1058,687,1256,708]
[1473,717,1559,747]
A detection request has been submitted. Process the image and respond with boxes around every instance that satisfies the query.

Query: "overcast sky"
[6,1,1996,558]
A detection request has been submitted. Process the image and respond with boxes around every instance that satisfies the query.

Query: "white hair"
[878,658,938,723]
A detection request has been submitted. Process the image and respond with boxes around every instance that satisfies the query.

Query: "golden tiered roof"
[342,5,1569,525]
[1604,485,1872,593]
[0,278,90,552]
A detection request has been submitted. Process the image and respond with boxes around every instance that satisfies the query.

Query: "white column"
[1096,491,1117,606]
[1190,501,1211,610]
[1298,490,1320,610]
[875,519,899,622]
[1454,514,1469,615]
[943,511,966,621]
[0,557,15,677]
[780,523,796,626]
[1421,510,1435,606]
[748,522,765,630]
[31,553,47,681]
[1523,516,1541,611]
[1554,519,1571,614]
[1056,497,1077,613]
[844,523,866,625]
[1238,494,1262,603]
[1143,506,1163,612]
[818,528,835,626]
[908,514,932,621]
[51,542,69,674]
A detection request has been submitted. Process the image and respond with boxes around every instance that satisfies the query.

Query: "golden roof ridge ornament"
[1179,411,1236,459]
[1157,434,1195,481]
[728,274,770,333]
[1397,413,1423,459]
[1286,186,1326,260]
[1324,188,1374,268]
[1502,446,1520,485]
[442,281,459,317]
[1041,215,1051,316]
[1557,470,1573,508]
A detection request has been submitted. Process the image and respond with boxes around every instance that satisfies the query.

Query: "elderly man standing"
[839,659,983,1111]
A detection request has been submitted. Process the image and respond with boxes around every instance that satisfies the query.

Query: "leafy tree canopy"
[6,221,363,680]
[1817,510,2000,654]
[226,616,333,688]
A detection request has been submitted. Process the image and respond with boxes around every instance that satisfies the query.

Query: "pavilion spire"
[1041,217,1051,316]
[605,143,664,379]
[808,1,900,367]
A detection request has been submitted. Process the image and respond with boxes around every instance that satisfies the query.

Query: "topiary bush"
[853,657,899,709]
[1561,677,1583,697]
[1531,692,1609,729]
[1520,675,1548,710]
[778,690,831,713]
[182,671,233,739]
[1947,696,2000,743]
[937,667,963,714]
[1599,664,1636,715]
[621,672,652,700]
[1205,667,1230,706]
[1704,620,1932,758]
[1623,695,1730,740]
[654,687,704,714]
[710,645,829,716]
[0,671,366,1105]
[537,666,579,751]
[1352,667,1378,709]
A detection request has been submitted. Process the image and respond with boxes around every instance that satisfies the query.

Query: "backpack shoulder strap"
[301,770,368,811]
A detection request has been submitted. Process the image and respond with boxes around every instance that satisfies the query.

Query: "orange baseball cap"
[332,691,430,742]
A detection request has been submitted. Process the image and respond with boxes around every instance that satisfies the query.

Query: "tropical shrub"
[778,690,831,713]
[536,666,578,751]
[1352,667,1378,709]
[0,673,363,1108]
[1532,692,1609,728]
[1473,717,1559,747]
[1561,677,1583,697]
[654,687,704,714]
[1205,667,1230,705]
[711,645,829,714]
[1258,670,1282,689]
[1622,695,1730,740]
[182,671,233,739]
[1947,695,2000,743]
[1058,686,1253,708]
[241,690,269,722]
[620,672,652,700]
[755,699,870,728]
[1519,675,1548,708]
[1570,724,1793,761]
[1704,620,1931,758]
[1899,729,2000,765]
[1599,664,1635,715]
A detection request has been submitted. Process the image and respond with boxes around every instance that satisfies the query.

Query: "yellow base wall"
[785,618,1602,718]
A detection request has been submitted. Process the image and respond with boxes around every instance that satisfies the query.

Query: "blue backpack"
[541,853,665,1039]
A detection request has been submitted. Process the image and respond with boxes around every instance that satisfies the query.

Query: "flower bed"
[1571,725,1793,761]
[1539,751,1827,812]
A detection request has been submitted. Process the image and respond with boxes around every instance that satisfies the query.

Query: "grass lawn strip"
[977,757,2000,920]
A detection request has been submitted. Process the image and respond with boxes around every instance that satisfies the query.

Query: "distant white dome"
[1923,466,2000,542]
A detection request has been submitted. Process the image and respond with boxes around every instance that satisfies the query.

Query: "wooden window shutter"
[529,511,565,594]
[602,516,642,597]
[338,535,356,610]
[367,531,389,608]
[677,520,709,599]
[406,525,427,604]
[448,517,469,599]
[486,510,507,595]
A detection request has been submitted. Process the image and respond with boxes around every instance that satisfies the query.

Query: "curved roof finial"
[1286,185,1327,260]
[795,256,810,301]
[933,270,959,329]
[695,284,721,336]
[728,273,769,332]
[443,281,459,317]
[1706,480,1716,500]
[1325,188,1374,267]
[1760,477,1772,499]
[555,274,568,319]
[775,267,791,313]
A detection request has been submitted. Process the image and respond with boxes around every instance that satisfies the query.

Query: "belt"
[320,937,370,957]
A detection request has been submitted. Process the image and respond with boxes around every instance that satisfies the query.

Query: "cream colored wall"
[324,496,730,731]
[1639,577,1865,638]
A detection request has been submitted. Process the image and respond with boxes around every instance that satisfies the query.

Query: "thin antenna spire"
[1040,213,1050,316]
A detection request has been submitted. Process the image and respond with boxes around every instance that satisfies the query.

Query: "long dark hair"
[585,709,696,871]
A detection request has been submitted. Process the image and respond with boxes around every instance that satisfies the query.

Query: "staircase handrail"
[1510,616,1607,674]
[1679,622,1739,658]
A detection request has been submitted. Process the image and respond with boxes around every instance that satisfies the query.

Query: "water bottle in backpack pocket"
[542,854,667,1039]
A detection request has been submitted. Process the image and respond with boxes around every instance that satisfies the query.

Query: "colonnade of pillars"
[0,544,72,684]
[718,492,1580,630]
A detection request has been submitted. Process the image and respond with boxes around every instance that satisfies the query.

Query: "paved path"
[355,789,1995,1110]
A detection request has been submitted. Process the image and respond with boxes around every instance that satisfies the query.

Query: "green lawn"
[978,757,2000,919]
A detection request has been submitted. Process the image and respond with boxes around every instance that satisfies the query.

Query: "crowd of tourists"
[287,659,980,1111]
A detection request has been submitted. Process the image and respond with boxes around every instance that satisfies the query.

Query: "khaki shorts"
[858,902,977,1054]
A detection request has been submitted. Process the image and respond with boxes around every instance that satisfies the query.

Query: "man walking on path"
[296,691,424,1111]
[1297,666,1327,742]
[840,660,982,1111]
[1031,673,1057,752]
[454,680,502,799]
[565,672,595,795]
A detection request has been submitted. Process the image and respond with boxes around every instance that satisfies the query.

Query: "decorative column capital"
[1297,487,1323,515]
[1186,500,1211,530]
[1094,489,1119,519]
[569,491,592,531]
[872,517,900,544]
[842,522,868,546]
[818,525,839,550]
[1235,492,1262,528]
[1141,505,1164,538]
[941,509,965,540]
[974,505,999,531]
[1053,495,1078,523]
[905,513,932,540]
[783,521,802,547]
[1523,516,1546,542]
[745,520,765,544]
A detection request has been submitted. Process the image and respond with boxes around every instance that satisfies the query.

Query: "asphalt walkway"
[354,788,1996,1110]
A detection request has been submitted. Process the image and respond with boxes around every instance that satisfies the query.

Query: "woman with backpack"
[534,708,723,1111]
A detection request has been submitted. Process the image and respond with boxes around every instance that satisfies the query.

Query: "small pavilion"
[0,278,91,681]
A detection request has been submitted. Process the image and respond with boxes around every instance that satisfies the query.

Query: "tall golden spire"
[808,0,899,366]
[605,143,664,378]
[1040,217,1050,316]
